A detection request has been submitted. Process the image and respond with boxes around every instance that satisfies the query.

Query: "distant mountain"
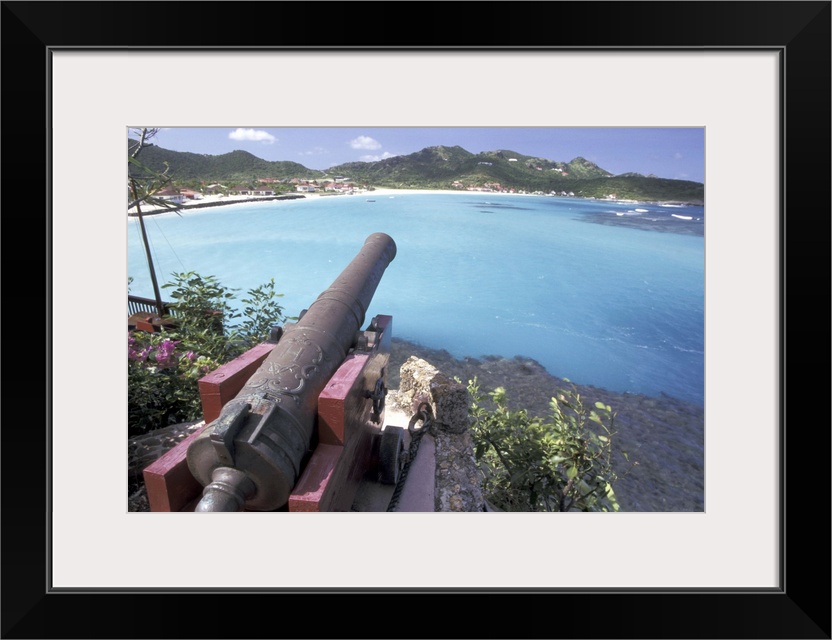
[128,140,704,203]
[327,146,702,202]
[128,143,317,184]
[326,147,614,188]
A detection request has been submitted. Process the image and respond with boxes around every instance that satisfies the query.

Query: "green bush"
[128,272,291,435]
[127,331,217,435]
[467,378,636,512]
[236,278,287,348]
[162,271,243,362]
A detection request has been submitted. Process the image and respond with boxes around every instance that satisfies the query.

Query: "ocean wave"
[672,345,704,354]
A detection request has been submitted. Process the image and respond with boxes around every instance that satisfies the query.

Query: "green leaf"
[567,465,578,480]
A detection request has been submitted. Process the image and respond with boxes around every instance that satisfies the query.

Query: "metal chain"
[386,402,434,512]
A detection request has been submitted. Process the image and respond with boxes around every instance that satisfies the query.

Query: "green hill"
[127,140,703,203]
[325,146,617,193]
[321,146,705,202]
[128,143,318,185]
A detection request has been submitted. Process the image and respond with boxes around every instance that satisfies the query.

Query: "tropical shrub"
[161,271,242,362]
[128,272,291,435]
[236,278,287,348]
[127,332,216,435]
[467,378,636,512]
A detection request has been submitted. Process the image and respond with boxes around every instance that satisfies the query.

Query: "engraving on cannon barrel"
[242,335,328,404]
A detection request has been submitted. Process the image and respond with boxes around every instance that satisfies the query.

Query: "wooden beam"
[143,424,209,512]
[198,341,277,423]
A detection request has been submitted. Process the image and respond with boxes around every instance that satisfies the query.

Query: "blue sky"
[137,127,704,183]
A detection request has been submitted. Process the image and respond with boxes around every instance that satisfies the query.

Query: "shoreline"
[127,188,542,218]
[128,187,700,218]
[127,193,310,217]
[389,336,702,412]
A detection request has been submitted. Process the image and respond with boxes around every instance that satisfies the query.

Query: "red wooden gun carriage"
[142,233,407,512]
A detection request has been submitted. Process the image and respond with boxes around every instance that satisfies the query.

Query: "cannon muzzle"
[186,232,397,511]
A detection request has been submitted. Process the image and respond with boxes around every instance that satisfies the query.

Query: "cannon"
[184,232,399,512]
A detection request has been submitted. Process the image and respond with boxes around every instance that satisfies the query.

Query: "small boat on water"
[671,213,694,220]
[366,199,376,202]
[634,208,648,213]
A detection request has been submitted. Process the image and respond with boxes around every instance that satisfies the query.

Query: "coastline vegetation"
[467,378,636,512]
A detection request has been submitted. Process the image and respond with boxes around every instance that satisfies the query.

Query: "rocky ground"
[387,338,705,512]
[129,338,704,513]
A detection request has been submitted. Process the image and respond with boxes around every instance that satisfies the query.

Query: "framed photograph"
[5,1,829,638]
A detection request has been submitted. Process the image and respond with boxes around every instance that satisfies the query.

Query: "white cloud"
[300,147,327,156]
[673,152,683,160]
[228,128,276,144]
[359,152,396,162]
[350,135,381,150]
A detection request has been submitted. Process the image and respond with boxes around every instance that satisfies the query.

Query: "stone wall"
[391,356,485,512]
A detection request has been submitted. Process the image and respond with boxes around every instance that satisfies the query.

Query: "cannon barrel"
[186,232,397,511]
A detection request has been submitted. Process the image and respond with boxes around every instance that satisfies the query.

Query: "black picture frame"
[3,1,829,638]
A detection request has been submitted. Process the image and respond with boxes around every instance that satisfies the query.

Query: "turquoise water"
[128,193,705,406]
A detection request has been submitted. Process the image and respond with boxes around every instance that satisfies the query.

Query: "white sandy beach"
[127,187,545,217]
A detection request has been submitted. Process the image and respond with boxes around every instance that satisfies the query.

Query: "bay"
[128,191,704,406]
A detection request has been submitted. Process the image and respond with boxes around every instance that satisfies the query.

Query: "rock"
[394,357,485,512]
[433,430,485,512]
[397,356,470,434]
